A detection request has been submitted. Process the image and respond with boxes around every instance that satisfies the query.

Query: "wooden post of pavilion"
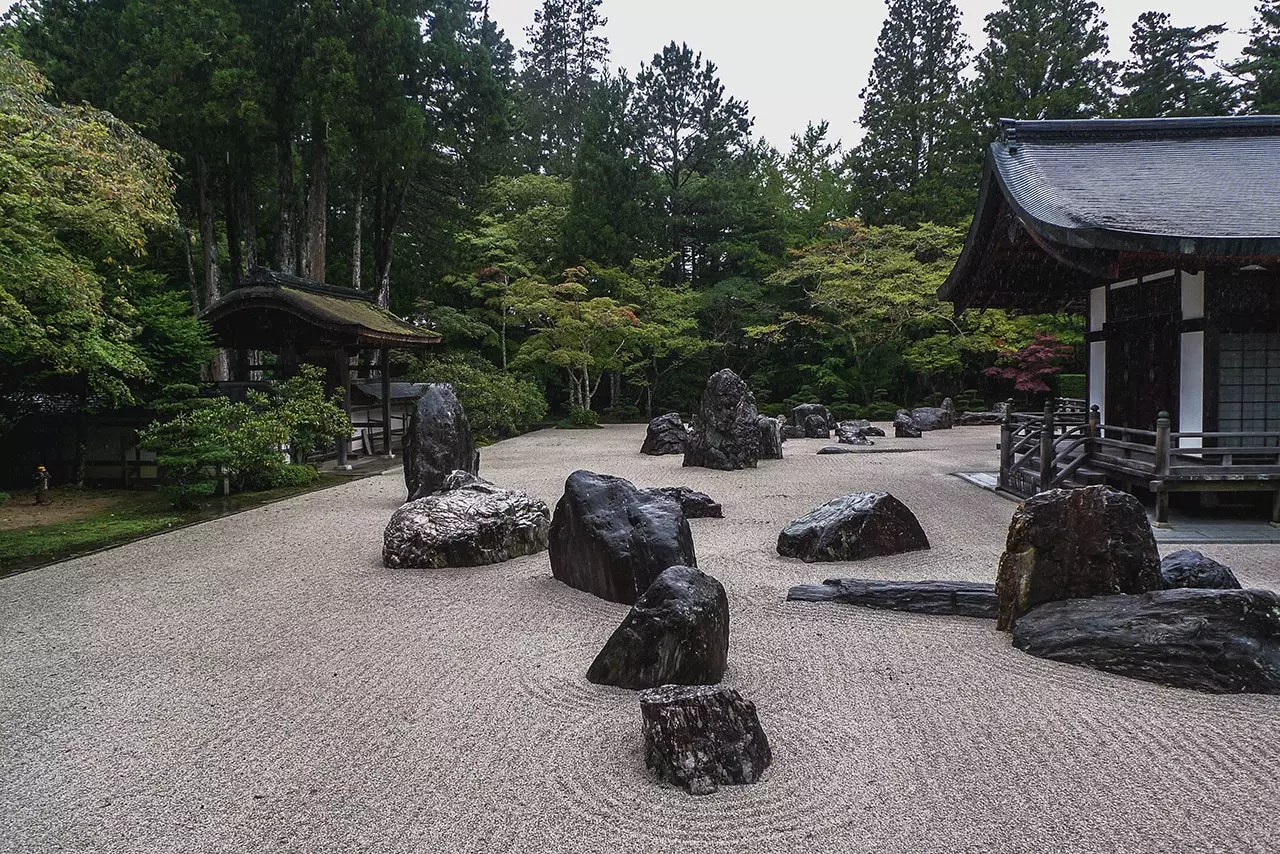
[335,349,351,469]
[380,347,393,457]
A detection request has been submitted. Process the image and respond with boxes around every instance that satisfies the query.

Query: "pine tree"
[970,0,1118,132]
[1231,1,1280,114]
[781,122,851,241]
[854,0,971,227]
[517,0,609,175]
[1118,12,1236,117]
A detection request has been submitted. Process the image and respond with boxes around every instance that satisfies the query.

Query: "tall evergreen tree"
[969,0,1118,132]
[854,0,970,227]
[1118,12,1236,117]
[517,0,608,175]
[1230,1,1280,114]
[780,122,851,241]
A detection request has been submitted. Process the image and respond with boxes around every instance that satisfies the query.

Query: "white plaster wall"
[1181,270,1205,320]
[1089,286,1106,332]
[1179,331,1205,448]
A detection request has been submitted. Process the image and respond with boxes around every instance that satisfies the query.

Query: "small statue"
[34,466,51,505]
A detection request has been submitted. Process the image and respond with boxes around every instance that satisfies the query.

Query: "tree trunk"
[241,162,257,272]
[181,224,200,314]
[302,118,329,282]
[351,173,363,290]
[225,167,242,283]
[195,153,221,307]
[275,135,297,274]
[374,179,407,309]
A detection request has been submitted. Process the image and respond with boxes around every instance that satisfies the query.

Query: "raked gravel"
[2,424,1278,854]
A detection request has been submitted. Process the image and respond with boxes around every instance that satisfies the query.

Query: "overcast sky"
[1,0,1262,147]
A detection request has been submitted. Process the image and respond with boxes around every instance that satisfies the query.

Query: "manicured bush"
[601,404,642,423]
[866,401,904,421]
[409,352,547,442]
[1056,373,1087,400]
[556,406,601,429]
[0,492,9,506]
[265,463,321,489]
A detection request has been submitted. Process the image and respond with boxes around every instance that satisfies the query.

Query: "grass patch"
[0,509,185,569]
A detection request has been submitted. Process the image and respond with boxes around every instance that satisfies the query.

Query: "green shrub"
[757,403,789,418]
[828,403,865,422]
[1056,373,1087,400]
[952,389,985,412]
[866,401,904,421]
[265,463,321,489]
[0,492,9,506]
[601,404,642,423]
[557,406,601,429]
[409,352,548,441]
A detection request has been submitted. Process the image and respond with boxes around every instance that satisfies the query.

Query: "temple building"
[942,116,1280,522]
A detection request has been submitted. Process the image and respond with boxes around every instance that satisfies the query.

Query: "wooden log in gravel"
[639,684,772,796]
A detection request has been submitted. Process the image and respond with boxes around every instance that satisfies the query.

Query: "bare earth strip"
[2,425,1278,854]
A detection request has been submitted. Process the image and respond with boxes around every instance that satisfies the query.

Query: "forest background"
[2,0,1279,444]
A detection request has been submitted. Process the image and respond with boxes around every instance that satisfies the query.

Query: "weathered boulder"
[404,384,478,501]
[1160,549,1242,590]
[839,419,872,431]
[792,403,833,432]
[758,415,783,460]
[817,445,859,454]
[910,406,953,431]
[587,566,729,690]
[802,413,830,439]
[957,411,1004,426]
[777,492,930,563]
[641,412,689,456]
[788,578,997,618]
[941,397,956,418]
[439,469,493,491]
[894,412,922,438]
[996,485,1161,631]
[862,425,886,437]
[834,421,867,442]
[837,433,874,446]
[641,486,723,519]
[1012,588,1280,694]
[549,470,697,605]
[781,424,806,440]
[383,484,550,569]
[640,684,772,795]
[683,369,761,471]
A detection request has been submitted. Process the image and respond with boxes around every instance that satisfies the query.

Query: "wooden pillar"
[380,347,392,456]
[999,403,1014,491]
[335,349,351,468]
[1154,410,1172,526]
[1039,400,1055,492]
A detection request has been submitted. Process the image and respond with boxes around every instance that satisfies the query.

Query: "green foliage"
[0,491,9,506]
[408,352,548,441]
[264,463,321,489]
[556,406,601,429]
[1231,1,1280,114]
[1056,374,1087,400]
[1119,13,1237,117]
[273,365,351,464]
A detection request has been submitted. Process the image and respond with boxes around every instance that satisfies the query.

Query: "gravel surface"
[3,425,1278,854]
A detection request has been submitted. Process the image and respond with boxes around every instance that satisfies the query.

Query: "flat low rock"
[383,484,550,569]
[787,578,997,618]
[1012,588,1280,694]
[817,445,860,454]
[641,413,688,456]
[641,486,723,519]
[640,684,772,796]
[910,407,953,431]
[836,434,874,446]
[549,470,697,605]
[958,411,1004,426]
[777,492,930,563]
[587,566,729,690]
[1161,549,1242,590]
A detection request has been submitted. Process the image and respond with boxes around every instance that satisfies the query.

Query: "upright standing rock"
[549,471,697,605]
[792,403,833,432]
[404,384,478,501]
[802,413,830,439]
[683,369,760,471]
[641,413,689,456]
[894,412,922,438]
[640,684,772,796]
[587,566,729,689]
[996,485,1161,631]
[758,415,783,459]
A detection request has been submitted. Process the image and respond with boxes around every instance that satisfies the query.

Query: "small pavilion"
[201,269,441,465]
[942,116,1280,522]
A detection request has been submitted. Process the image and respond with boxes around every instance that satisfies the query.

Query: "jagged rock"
[781,425,806,440]
[910,407,953,431]
[862,425,886,437]
[802,413,830,439]
[404,384,478,501]
[587,566,729,690]
[549,470,697,605]
[996,485,1161,631]
[817,445,859,454]
[439,470,494,491]
[788,578,997,618]
[777,492,930,563]
[894,412,922,438]
[1012,588,1280,694]
[837,433,874,446]
[640,684,772,795]
[1160,549,1242,590]
[641,486,723,519]
[775,415,788,443]
[792,403,833,432]
[957,412,1004,426]
[383,484,550,569]
[758,415,783,460]
[941,397,956,417]
[839,419,872,431]
[683,370,761,471]
[642,412,689,456]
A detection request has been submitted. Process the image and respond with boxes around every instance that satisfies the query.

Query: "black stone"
[549,470,698,605]
[758,415,783,460]
[893,412,922,438]
[817,445,859,454]
[957,412,1004,426]
[781,425,806,440]
[404,384,478,501]
[1012,588,1280,694]
[641,486,723,519]
[383,484,550,569]
[640,684,772,795]
[777,492,930,563]
[996,485,1161,631]
[910,406,953,430]
[1160,549,1242,590]
[862,425,886,437]
[684,369,761,470]
[837,434,874,446]
[788,578,998,618]
[792,403,833,431]
[802,413,830,439]
[587,566,729,690]
[641,412,689,456]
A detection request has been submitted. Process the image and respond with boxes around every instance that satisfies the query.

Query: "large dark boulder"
[996,485,1161,631]
[683,369,760,471]
[641,412,689,456]
[781,424,806,440]
[383,483,550,569]
[404,384,478,501]
[789,578,997,618]
[777,492,930,563]
[640,685,772,795]
[792,403,833,432]
[1160,549,1242,590]
[910,406,953,431]
[802,413,830,439]
[549,470,697,605]
[758,415,783,460]
[893,412,922,438]
[1012,588,1280,694]
[641,486,723,519]
[958,412,1004,426]
[587,566,729,690]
